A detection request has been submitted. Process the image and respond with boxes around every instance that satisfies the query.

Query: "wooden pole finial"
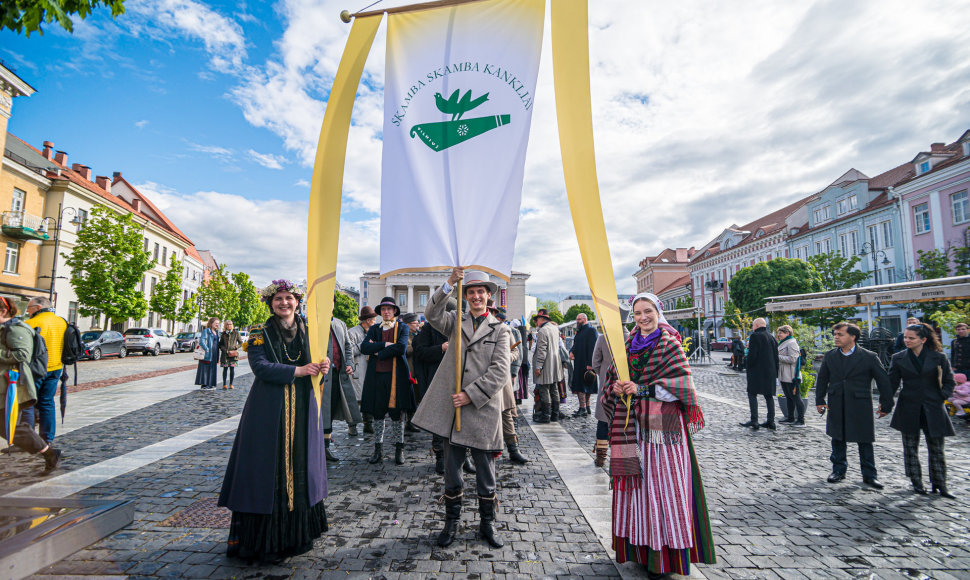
[340,9,353,23]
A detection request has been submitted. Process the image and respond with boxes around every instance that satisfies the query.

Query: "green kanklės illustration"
[411,89,510,151]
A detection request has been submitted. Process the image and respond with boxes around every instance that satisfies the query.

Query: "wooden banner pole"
[455,278,463,432]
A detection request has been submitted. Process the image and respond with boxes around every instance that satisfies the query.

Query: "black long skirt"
[195,360,218,387]
[227,380,328,562]
[360,370,416,418]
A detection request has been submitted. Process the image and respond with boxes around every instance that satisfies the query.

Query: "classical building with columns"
[359,270,531,320]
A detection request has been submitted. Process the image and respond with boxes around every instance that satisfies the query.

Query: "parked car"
[238,330,249,343]
[175,332,201,352]
[80,330,127,360]
[123,328,178,356]
[710,337,732,351]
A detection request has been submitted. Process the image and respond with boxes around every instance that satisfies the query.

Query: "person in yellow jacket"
[25,297,66,444]
[1,296,62,472]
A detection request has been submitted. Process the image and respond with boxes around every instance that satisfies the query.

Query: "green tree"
[721,300,753,336]
[538,299,565,325]
[915,248,955,316]
[198,266,239,322]
[231,271,262,328]
[729,258,820,318]
[564,303,596,323]
[930,300,970,337]
[334,290,359,328]
[674,295,703,331]
[64,205,154,328]
[176,292,198,327]
[2,0,125,36]
[149,258,183,325]
[802,252,870,329]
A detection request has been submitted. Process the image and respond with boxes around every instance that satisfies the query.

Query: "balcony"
[2,211,51,241]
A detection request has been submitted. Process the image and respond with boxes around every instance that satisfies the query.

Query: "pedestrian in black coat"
[413,299,452,474]
[949,321,970,375]
[815,322,894,489]
[568,314,598,416]
[741,319,779,430]
[888,323,956,497]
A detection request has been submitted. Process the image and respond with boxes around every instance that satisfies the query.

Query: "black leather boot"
[507,440,528,465]
[912,478,928,494]
[42,447,62,474]
[368,443,382,464]
[437,493,462,547]
[363,414,374,434]
[394,442,405,465]
[478,493,503,548]
[933,483,955,499]
[325,439,340,463]
[462,455,477,474]
[535,403,550,424]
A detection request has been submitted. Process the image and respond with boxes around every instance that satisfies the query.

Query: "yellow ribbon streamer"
[551,0,632,417]
[306,15,383,416]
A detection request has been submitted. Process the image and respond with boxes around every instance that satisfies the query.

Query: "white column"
[407,284,414,313]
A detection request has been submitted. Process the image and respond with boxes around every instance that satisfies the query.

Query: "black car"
[80,330,127,360]
[175,332,201,352]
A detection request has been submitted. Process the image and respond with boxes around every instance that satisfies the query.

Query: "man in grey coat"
[347,306,378,434]
[322,316,363,461]
[412,268,511,549]
[532,309,563,423]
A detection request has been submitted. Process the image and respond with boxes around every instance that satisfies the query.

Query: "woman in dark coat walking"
[218,280,330,563]
[219,320,242,390]
[568,315,598,416]
[888,323,956,497]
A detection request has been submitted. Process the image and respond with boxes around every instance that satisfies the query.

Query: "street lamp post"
[704,279,724,346]
[858,242,891,319]
[37,204,80,305]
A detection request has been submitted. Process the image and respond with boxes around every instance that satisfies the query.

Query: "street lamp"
[704,279,724,345]
[37,204,81,304]
[859,242,891,318]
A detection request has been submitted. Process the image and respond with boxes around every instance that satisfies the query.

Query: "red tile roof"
[656,274,691,297]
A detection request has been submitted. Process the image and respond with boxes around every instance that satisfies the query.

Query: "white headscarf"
[628,292,670,328]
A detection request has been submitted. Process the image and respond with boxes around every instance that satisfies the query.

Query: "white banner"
[380,0,544,280]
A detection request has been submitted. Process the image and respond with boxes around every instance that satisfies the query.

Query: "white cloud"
[135,181,379,288]
[169,0,970,295]
[187,142,234,162]
[127,0,248,73]
[247,149,287,170]
[135,119,149,129]
[294,179,310,187]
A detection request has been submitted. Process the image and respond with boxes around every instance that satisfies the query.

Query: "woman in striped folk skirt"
[604,293,715,578]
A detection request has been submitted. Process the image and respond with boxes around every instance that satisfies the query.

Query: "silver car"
[123,327,178,356]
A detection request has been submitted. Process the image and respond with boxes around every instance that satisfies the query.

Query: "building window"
[398,292,407,307]
[919,161,931,174]
[150,277,157,296]
[881,221,894,248]
[76,208,88,231]
[140,275,146,292]
[837,196,858,215]
[68,301,78,325]
[952,191,969,224]
[839,231,858,258]
[92,313,100,328]
[153,243,160,261]
[813,205,832,225]
[3,242,19,273]
[162,247,167,266]
[885,267,896,283]
[144,237,149,252]
[419,293,428,307]
[866,225,878,249]
[10,189,25,212]
[914,203,931,234]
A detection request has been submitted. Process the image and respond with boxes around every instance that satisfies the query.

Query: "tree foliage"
[231,271,263,328]
[1,0,125,36]
[176,293,198,326]
[564,303,596,323]
[334,290,359,328]
[930,300,970,338]
[728,258,821,317]
[722,300,753,336]
[149,257,183,324]
[198,266,239,323]
[538,299,565,325]
[915,248,956,316]
[64,205,154,328]
[800,252,870,329]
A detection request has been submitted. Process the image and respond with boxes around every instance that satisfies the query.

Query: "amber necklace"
[282,338,302,363]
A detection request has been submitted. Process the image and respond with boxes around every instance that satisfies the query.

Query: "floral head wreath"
[260,279,305,305]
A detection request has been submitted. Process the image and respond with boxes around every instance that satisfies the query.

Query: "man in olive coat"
[412,267,510,550]
[741,318,779,430]
[816,322,894,489]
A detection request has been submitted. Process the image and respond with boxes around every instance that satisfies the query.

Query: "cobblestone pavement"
[558,365,970,580]
[7,363,969,579]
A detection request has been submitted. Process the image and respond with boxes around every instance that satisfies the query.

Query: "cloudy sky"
[3,0,970,296]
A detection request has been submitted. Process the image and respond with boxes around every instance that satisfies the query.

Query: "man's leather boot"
[394,442,405,465]
[478,493,503,548]
[368,443,382,464]
[437,493,462,547]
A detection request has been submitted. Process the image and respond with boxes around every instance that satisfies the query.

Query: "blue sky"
[3,0,970,296]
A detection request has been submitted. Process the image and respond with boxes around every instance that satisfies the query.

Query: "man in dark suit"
[816,321,894,489]
[740,318,779,430]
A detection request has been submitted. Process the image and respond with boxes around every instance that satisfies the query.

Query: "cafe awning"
[765,275,970,312]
